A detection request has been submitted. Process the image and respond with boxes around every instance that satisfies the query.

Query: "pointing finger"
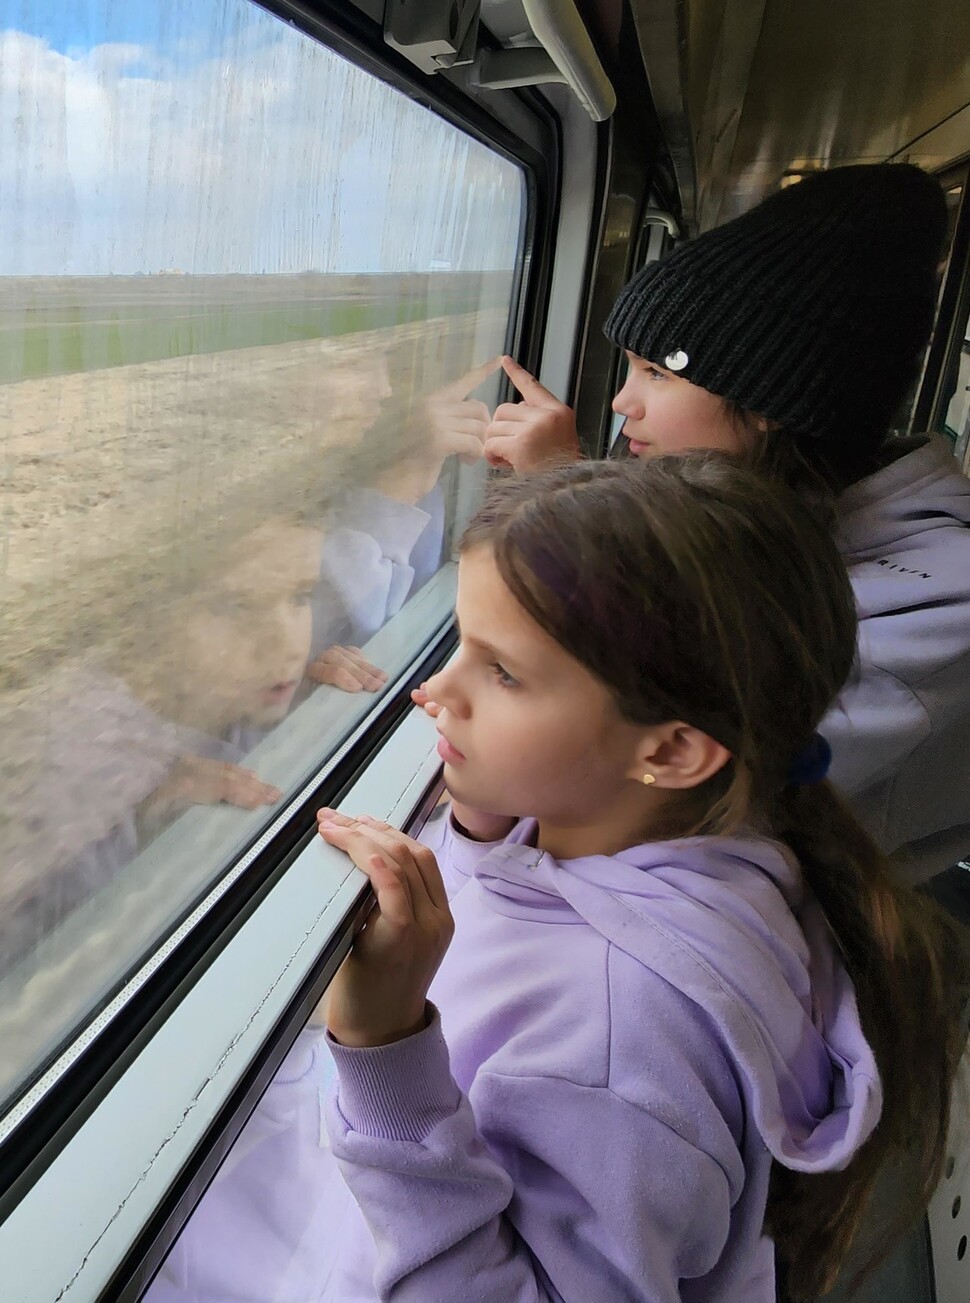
[500,356,562,410]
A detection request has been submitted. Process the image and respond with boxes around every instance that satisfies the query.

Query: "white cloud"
[0,17,523,274]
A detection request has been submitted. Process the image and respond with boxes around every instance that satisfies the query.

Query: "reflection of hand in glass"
[426,356,502,464]
[307,645,387,693]
[377,356,502,504]
[138,756,282,837]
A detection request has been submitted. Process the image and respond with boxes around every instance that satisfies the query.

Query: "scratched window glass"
[0,0,523,1117]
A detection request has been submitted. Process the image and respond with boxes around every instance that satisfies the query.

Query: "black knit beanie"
[604,164,947,445]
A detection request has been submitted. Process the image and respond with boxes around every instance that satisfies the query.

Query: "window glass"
[0,0,523,1119]
[899,173,965,437]
[933,176,969,452]
[146,802,452,1303]
[944,312,970,467]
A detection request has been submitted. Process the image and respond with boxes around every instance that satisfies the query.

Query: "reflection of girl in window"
[0,518,320,974]
[307,340,500,669]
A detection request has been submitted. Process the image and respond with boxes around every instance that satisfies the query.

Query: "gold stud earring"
[641,772,656,786]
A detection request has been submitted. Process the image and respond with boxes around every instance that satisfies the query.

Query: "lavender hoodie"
[153,809,880,1302]
[828,437,970,881]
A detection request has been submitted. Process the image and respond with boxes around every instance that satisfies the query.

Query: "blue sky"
[2,0,211,57]
[2,0,172,56]
[0,1,523,275]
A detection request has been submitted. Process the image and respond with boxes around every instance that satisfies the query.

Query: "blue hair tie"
[787,733,832,786]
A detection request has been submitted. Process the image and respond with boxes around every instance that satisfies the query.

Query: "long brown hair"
[462,454,969,1297]
[719,397,905,497]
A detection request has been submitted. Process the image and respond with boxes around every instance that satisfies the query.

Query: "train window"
[946,313,970,467]
[934,175,969,453]
[0,0,523,1124]
[937,174,970,464]
[939,177,965,279]
[905,170,969,444]
[142,801,448,1301]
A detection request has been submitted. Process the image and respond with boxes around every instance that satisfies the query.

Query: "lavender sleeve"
[326,1013,734,1302]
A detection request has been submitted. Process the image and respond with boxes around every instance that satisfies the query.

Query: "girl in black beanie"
[459,163,970,889]
[486,163,946,489]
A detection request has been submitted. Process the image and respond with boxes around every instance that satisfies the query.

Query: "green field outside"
[0,291,484,385]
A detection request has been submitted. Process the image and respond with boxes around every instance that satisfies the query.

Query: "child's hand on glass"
[308,646,387,693]
[484,356,581,471]
[316,811,454,1048]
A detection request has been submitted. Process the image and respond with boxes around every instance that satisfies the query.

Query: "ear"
[737,408,776,437]
[753,413,782,435]
[625,722,731,790]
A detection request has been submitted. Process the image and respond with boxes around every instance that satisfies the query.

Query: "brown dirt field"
[0,309,503,691]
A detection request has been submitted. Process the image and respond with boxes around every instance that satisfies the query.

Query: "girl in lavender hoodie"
[309,456,967,1303]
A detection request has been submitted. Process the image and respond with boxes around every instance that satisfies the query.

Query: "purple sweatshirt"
[828,436,970,881]
[152,810,880,1301]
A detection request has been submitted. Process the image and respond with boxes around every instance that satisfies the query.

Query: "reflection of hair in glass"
[461,454,969,1299]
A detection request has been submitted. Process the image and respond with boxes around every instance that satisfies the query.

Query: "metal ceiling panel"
[628,0,970,226]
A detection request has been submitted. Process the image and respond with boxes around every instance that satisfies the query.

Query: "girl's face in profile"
[173,521,321,734]
[425,547,648,836]
[613,351,750,458]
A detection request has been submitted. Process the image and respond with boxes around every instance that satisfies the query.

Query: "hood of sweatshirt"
[465,819,882,1176]
[837,435,970,568]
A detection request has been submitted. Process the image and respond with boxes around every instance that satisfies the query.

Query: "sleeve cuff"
[327,1006,460,1143]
